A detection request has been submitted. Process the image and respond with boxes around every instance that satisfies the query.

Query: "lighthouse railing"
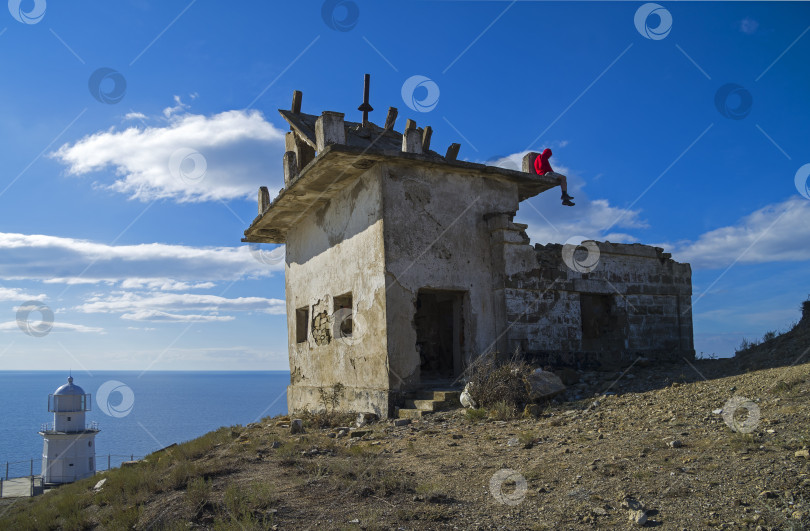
[1,454,146,495]
[39,421,101,433]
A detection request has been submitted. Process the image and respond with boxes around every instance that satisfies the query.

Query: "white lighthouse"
[38,376,99,484]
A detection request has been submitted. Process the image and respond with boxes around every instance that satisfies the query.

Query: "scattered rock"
[795,448,809,459]
[350,430,369,438]
[669,440,683,448]
[270,441,281,449]
[507,437,520,447]
[290,419,304,434]
[628,509,647,525]
[460,383,477,408]
[356,412,377,428]
[759,490,777,499]
[527,370,566,401]
[394,418,411,427]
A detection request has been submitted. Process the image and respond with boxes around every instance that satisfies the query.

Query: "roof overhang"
[243,143,560,244]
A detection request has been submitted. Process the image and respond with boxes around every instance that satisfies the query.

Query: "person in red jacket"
[534,148,575,206]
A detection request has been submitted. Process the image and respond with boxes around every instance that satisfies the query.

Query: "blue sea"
[0,371,289,478]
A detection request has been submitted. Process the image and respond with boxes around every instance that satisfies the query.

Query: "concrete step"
[396,408,430,419]
[415,390,461,403]
[404,399,441,411]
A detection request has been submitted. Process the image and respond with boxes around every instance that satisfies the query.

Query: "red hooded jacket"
[534,148,553,175]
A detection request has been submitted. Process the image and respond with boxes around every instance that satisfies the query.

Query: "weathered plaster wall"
[285,167,390,416]
[500,232,694,369]
[379,163,520,389]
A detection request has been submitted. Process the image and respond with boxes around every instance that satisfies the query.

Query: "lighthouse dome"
[54,376,86,396]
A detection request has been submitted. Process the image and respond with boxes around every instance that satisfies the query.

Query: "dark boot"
[561,192,575,201]
[562,198,575,207]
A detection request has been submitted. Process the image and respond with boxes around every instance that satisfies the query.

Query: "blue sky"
[0,1,808,370]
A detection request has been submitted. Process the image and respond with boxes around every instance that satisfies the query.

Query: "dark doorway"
[580,293,624,350]
[414,290,464,381]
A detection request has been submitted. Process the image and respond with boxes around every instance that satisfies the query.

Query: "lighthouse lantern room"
[39,376,99,484]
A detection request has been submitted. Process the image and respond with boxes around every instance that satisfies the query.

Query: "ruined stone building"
[243,87,695,418]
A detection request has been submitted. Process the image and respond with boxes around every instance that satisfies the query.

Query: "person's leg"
[556,174,574,201]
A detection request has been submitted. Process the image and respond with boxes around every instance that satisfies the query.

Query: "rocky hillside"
[733,299,810,371]
[1,303,809,530]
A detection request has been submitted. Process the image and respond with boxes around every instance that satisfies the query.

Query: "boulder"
[460,383,477,408]
[290,419,304,434]
[628,509,647,526]
[356,412,378,428]
[527,370,566,401]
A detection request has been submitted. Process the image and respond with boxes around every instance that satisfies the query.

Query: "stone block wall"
[495,223,695,370]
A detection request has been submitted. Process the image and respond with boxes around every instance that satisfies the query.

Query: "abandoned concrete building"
[243,84,695,418]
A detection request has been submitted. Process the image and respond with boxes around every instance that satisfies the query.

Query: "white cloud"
[669,197,810,269]
[0,286,46,301]
[124,112,147,121]
[121,310,235,322]
[0,321,104,333]
[162,95,191,118]
[120,278,216,291]
[0,232,283,284]
[51,108,286,203]
[76,291,285,320]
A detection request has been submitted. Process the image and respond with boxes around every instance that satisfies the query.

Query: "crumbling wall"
[497,230,694,370]
[284,166,391,416]
[380,162,520,389]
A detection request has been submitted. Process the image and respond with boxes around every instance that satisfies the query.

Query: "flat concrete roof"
[243,143,560,244]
